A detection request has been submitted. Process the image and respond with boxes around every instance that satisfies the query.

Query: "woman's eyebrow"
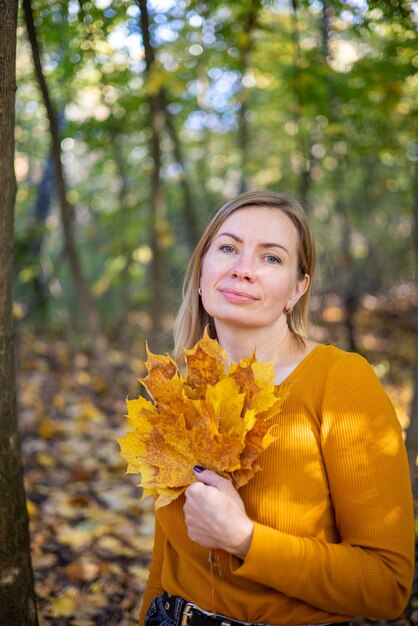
[215,232,242,242]
[215,232,289,254]
[260,242,289,254]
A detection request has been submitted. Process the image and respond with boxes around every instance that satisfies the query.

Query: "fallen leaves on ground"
[20,334,152,625]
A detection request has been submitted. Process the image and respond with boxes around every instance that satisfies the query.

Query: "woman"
[139,190,414,626]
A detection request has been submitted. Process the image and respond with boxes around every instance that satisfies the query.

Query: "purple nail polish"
[194,465,204,473]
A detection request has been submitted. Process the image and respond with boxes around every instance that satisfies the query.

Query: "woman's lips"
[220,289,257,304]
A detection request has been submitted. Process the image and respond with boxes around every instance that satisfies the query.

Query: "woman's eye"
[265,254,281,264]
[220,244,236,254]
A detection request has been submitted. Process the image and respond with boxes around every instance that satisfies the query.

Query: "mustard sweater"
[139,344,414,625]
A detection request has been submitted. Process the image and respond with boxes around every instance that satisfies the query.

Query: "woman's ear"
[299,273,310,297]
[287,273,310,310]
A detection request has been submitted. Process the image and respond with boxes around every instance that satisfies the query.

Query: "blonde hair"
[173,190,316,362]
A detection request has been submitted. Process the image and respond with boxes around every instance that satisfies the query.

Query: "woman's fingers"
[184,471,254,557]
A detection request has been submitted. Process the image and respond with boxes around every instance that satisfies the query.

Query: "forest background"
[1,0,418,624]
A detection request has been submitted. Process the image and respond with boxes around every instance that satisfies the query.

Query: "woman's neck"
[214,318,299,367]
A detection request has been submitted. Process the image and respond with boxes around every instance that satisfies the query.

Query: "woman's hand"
[183,467,254,559]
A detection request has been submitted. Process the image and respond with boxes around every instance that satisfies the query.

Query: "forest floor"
[19,294,418,625]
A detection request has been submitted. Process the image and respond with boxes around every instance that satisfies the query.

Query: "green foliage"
[14,0,418,337]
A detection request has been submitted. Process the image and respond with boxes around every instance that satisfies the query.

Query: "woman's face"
[200,206,309,334]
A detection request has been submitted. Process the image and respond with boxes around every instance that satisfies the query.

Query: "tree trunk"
[290,0,312,201]
[23,0,111,379]
[320,0,358,351]
[22,148,55,319]
[0,1,39,623]
[138,0,166,352]
[107,120,136,350]
[237,0,261,193]
[406,157,418,485]
[164,107,199,249]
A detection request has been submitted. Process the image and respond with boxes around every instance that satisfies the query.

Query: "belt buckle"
[180,602,232,626]
[181,603,195,626]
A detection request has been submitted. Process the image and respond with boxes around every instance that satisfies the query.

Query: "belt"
[161,592,352,626]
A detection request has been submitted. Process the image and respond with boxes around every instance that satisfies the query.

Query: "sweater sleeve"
[138,514,165,626]
[232,353,414,619]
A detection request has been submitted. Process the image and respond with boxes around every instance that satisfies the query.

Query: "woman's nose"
[231,256,256,281]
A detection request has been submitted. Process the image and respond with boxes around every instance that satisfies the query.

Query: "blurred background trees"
[14,0,416,336]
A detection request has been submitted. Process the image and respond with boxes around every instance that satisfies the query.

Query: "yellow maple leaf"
[184,332,228,399]
[118,330,290,508]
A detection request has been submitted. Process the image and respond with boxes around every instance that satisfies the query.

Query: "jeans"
[144,593,353,626]
[145,594,176,626]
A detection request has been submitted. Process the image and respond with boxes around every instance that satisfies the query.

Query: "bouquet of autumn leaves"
[118,331,290,509]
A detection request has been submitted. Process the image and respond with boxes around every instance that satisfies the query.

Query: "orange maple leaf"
[118,330,290,508]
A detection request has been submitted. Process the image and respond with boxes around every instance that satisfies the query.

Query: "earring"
[285,306,293,315]
[198,287,202,296]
